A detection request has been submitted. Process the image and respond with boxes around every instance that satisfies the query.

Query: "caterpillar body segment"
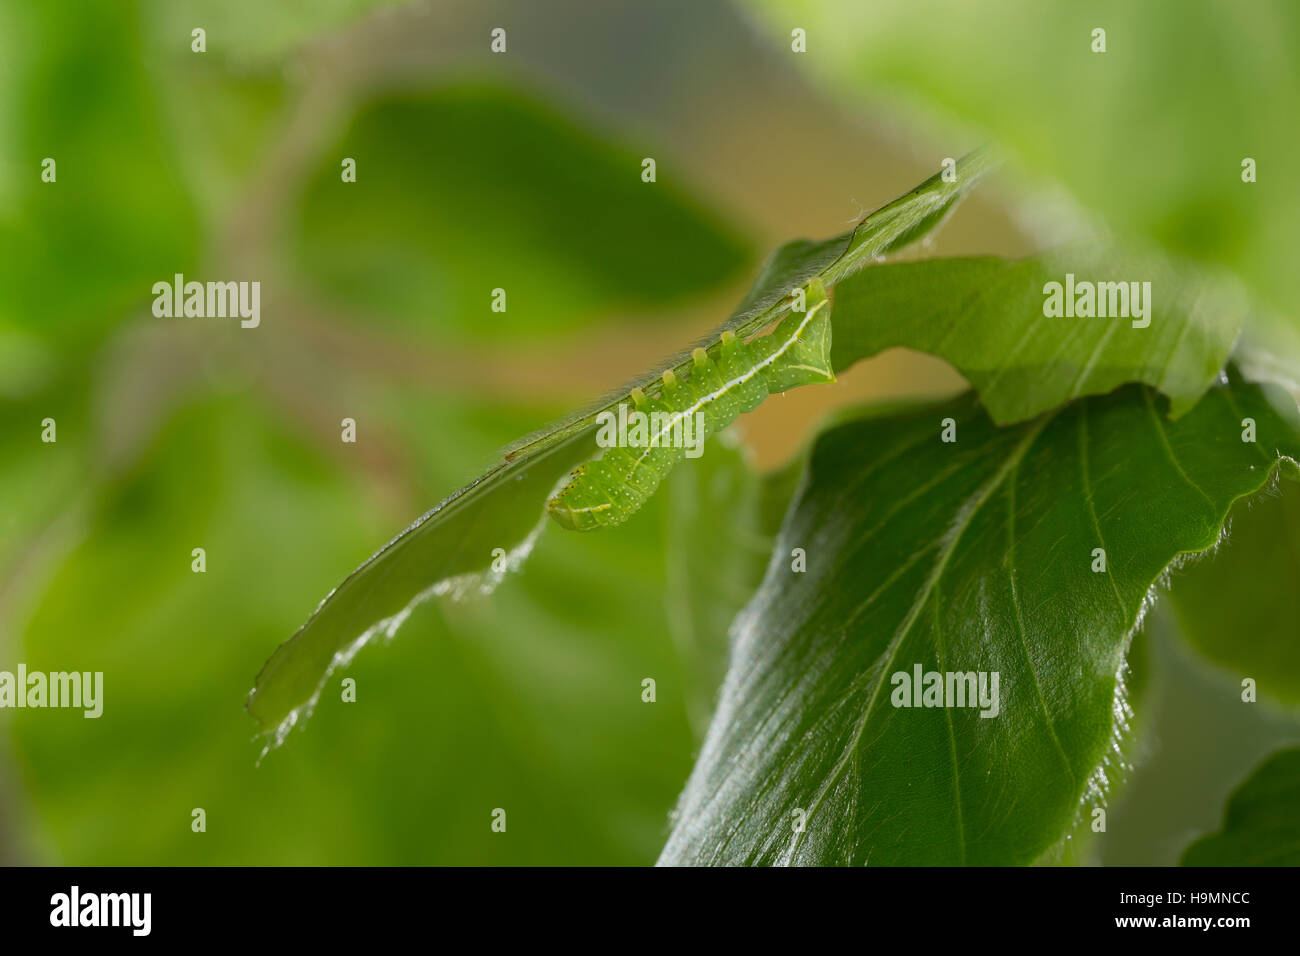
[547,279,834,531]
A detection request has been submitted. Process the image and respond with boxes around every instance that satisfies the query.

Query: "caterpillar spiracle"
[547,277,835,531]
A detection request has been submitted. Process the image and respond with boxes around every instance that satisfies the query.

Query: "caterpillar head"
[546,464,613,532]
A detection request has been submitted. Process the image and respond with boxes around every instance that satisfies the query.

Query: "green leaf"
[662,435,770,736]
[150,0,409,64]
[831,245,1246,425]
[246,427,596,739]
[292,85,751,343]
[1166,473,1300,704]
[760,0,1300,368]
[1,0,197,354]
[659,377,1300,865]
[1181,748,1300,865]
[727,146,999,336]
[507,147,999,459]
[14,390,700,864]
[247,149,994,740]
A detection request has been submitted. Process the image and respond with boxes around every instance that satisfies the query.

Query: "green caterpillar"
[547,278,835,531]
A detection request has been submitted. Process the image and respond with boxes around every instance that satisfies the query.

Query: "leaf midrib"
[785,408,1056,862]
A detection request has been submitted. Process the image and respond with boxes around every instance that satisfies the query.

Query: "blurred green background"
[1,0,1296,865]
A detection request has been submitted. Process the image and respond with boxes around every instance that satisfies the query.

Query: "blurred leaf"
[0,376,93,612]
[149,0,407,64]
[158,67,289,220]
[763,0,1300,368]
[0,0,197,353]
[248,149,995,738]
[293,85,751,341]
[659,378,1300,865]
[1166,473,1300,704]
[13,391,698,864]
[662,435,770,735]
[1182,748,1300,865]
[832,245,1246,425]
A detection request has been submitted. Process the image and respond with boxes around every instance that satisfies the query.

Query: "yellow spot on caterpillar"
[692,347,709,366]
[720,330,737,347]
[630,387,648,408]
[661,369,678,389]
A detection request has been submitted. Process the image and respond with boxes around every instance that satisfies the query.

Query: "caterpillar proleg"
[547,278,835,531]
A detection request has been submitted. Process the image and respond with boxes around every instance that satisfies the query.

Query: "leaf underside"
[831,245,1246,425]
[246,150,996,737]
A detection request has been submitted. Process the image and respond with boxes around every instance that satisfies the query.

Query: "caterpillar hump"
[761,277,835,393]
[547,278,835,532]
